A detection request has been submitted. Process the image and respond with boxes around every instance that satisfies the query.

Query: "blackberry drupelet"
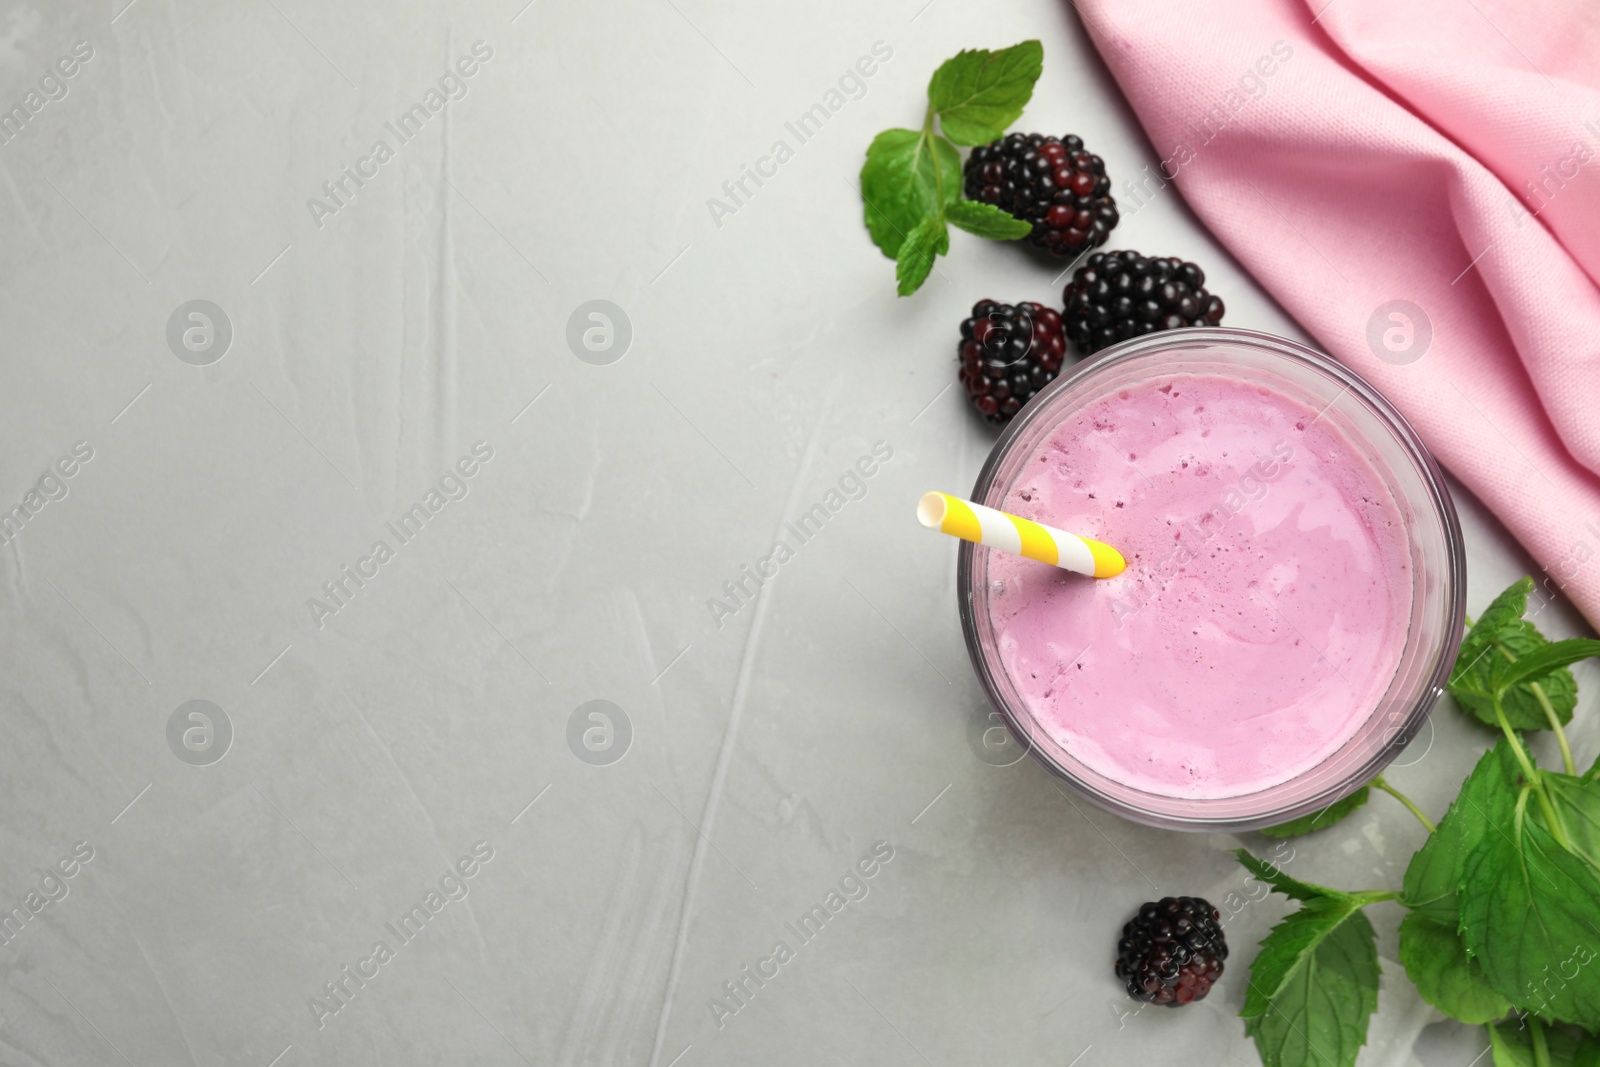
[1062,251,1226,355]
[1115,896,1228,1007]
[958,300,1067,426]
[962,133,1119,256]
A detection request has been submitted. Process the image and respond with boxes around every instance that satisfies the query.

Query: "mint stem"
[1491,697,1572,847]
[1371,775,1436,833]
[1536,786,1572,850]
[1531,1015,1552,1067]
[1492,640,1577,776]
[1526,764,1571,852]
[918,107,949,212]
[1493,695,1540,782]
[1531,681,1577,776]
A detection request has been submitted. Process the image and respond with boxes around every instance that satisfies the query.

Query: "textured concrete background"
[0,0,1593,1064]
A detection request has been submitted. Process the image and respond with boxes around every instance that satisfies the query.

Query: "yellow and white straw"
[916,491,1125,578]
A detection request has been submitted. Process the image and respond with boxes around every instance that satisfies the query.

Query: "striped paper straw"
[916,491,1125,578]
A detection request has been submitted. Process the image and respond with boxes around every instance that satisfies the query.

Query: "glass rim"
[956,326,1467,832]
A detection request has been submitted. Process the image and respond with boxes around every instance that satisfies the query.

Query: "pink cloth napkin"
[1075,0,1600,626]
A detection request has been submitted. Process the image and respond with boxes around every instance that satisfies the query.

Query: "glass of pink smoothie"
[960,328,1464,830]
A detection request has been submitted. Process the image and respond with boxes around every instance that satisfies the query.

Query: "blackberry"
[958,300,1067,426]
[1063,251,1226,356]
[962,133,1118,256]
[1115,896,1227,1007]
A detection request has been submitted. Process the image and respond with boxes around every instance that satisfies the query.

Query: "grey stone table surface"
[0,0,1590,1065]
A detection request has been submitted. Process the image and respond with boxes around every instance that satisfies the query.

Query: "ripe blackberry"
[1063,251,1226,356]
[962,133,1118,256]
[958,300,1067,426]
[1115,896,1227,1007]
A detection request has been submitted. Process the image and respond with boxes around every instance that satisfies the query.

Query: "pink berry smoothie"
[986,372,1413,799]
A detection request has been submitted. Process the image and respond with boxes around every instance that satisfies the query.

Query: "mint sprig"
[859,41,1040,295]
[1238,577,1600,1067]
[1426,601,1600,1031]
[1234,851,1387,1067]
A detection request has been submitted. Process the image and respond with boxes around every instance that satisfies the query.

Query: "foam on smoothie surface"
[988,372,1412,799]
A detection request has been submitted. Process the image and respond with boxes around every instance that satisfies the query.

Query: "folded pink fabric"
[1075,0,1600,625]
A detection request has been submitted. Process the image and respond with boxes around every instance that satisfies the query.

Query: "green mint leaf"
[1461,800,1600,1027]
[1446,579,1529,723]
[1488,1019,1536,1067]
[1240,895,1370,1015]
[944,198,1032,240]
[1562,1029,1600,1067]
[1525,672,1580,727]
[1487,1018,1600,1067]
[1241,899,1381,1067]
[1401,739,1524,923]
[895,216,948,296]
[1233,848,1357,902]
[1452,577,1534,685]
[1449,577,1579,732]
[1449,678,1498,725]
[858,42,1037,290]
[1258,788,1371,839]
[1452,619,1577,731]
[1536,772,1600,872]
[1234,850,1389,1066]
[925,41,1044,146]
[859,129,960,259]
[1493,638,1600,694]
[860,129,923,258]
[1397,910,1511,1024]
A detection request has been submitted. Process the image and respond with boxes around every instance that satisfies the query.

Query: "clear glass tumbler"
[958,327,1466,831]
